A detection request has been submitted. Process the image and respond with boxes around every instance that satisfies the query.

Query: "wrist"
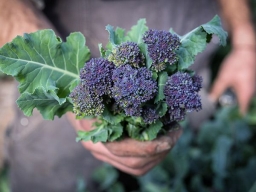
[232,44,256,52]
[231,23,256,47]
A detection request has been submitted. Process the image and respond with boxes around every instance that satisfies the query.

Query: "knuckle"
[81,141,92,150]
[126,159,144,169]
[144,145,157,155]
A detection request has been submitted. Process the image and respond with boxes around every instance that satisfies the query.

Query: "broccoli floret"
[108,42,145,68]
[70,58,115,117]
[142,107,159,124]
[191,75,203,92]
[143,29,180,72]
[111,65,157,116]
[164,72,202,121]
[80,58,115,96]
[70,84,104,117]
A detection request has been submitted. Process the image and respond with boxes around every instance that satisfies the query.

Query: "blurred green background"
[1,0,256,191]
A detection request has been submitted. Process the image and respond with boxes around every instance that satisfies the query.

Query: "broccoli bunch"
[70,26,203,142]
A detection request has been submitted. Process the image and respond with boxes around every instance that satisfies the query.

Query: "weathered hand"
[67,112,182,176]
[210,48,256,114]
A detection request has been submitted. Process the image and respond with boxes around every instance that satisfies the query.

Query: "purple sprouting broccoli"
[70,58,115,117]
[164,72,202,121]
[80,58,115,96]
[111,65,157,117]
[143,29,180,72]
[108,42,145,68]
[70,84,104,117]
[142,107,159,124]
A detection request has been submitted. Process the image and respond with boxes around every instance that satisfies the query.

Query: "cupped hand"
[210,48,256,114]
[67,112,182,176]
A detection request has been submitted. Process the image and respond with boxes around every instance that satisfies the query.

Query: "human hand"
[210,47,256,114]
[67,112,182,176]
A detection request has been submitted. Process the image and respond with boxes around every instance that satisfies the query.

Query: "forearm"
[0,0,53,46]
[218,0,256,47]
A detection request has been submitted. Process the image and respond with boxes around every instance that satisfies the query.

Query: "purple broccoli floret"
[192,75,203,92]
[143,29,180,72]
[80,58,115,96]
[142,107,159,124]
[108,42,145,68]
[164,72,202,121]
[111,65,157,117]
[69,84,104,117]
[70,58,115,117]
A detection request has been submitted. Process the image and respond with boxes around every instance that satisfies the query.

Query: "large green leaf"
[177,15,227,69]
[0,29,90,118]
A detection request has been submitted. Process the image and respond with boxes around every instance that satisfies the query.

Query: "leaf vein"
[0,56,79,79]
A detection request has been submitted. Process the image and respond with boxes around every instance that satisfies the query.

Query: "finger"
[236,85,255,115]
[66,112,95,131]
[82,141,168,168]
[104,126,182,157]
[91,151,167,176]
[209,76,229,102]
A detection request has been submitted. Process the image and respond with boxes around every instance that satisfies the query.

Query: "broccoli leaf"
[155,72,168,103]
[0,29,90,118]
[142,120,163,140]
[139,43,153,69]
[126,123,143,140]
[156,102,168,117]
[98,43,106,57]
[115,27,126,44]
[108,124,123,141]
[125,19,148,44]
[106,25,118,46]
[106,26,126,46]
[76,123,123,143]
[126,120,163,141]
[17,87,73,119]
[201,15,227,46]
[177,15,227,69]
[102,108,125,125]
[76,128,109,143]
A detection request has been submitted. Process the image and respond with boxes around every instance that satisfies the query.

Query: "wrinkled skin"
[67,113,182,176]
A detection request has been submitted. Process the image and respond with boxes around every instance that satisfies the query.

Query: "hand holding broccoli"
[67,112,182,176]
